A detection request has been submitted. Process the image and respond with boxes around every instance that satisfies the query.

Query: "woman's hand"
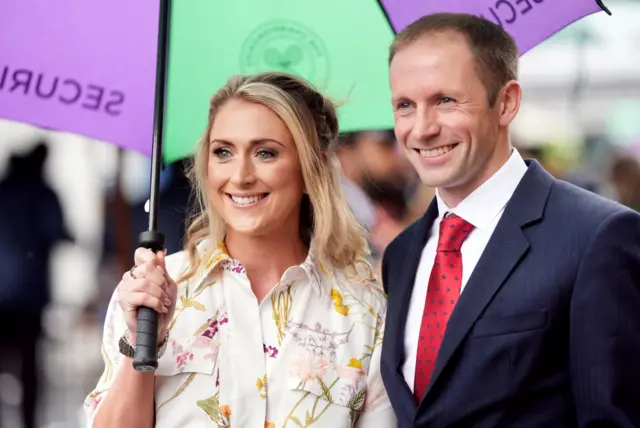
[116,248,178,345]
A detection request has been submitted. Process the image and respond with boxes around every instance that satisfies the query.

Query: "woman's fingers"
[117,248,176,337]
[134,247,161,267]
[123,291,169,314]
[157,249,167,269]
[141,264,167,287]
[120,278,170,307]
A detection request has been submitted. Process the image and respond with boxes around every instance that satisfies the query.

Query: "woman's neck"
[224,230,308,301]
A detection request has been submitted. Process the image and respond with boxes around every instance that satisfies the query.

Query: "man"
[380,13,640,428]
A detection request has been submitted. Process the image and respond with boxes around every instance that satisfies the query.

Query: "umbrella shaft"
[148,0,171,231]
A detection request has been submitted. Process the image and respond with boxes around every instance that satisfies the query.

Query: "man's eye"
[439,97,454,104]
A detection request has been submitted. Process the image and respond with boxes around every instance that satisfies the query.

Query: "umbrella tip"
[596,0,612,15]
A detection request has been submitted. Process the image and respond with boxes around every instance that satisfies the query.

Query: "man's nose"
[412,107,441,141]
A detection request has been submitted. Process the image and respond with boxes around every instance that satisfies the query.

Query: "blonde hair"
[179,72,371,283]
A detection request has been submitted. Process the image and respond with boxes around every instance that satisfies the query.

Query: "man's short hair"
[389,13,518,106]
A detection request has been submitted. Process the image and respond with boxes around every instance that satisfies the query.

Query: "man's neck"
[438,144,513,208]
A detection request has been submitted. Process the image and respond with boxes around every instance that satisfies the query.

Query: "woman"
[84,72,396,427]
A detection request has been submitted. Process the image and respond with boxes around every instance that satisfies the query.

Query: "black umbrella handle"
[133,230,166,372]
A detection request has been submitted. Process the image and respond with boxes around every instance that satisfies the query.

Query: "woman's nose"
[229,155,256,186]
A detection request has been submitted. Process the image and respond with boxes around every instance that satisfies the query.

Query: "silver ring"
[129,265,139,279]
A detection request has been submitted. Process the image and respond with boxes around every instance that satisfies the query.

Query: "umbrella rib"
[595,0,612,15]
[374,0,398,35]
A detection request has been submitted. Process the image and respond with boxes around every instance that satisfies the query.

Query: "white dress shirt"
[402,149,528,391]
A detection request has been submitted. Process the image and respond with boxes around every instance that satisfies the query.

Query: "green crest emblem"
[240,20,331,89]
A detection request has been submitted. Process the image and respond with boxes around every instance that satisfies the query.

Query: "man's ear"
[497,80,522,127]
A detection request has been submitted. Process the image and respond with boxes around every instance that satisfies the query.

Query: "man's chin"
[416,168,461,190]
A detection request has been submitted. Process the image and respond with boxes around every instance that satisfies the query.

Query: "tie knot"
[437,214,474,252]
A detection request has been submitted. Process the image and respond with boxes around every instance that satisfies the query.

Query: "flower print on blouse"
[84,240,396,428]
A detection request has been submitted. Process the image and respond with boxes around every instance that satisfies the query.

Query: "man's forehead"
[393,32,474,66]
[390,34,478,94]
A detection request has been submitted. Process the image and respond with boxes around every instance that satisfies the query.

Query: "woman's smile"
[226,192,269,208]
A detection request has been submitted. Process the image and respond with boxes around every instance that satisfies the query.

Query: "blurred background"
[1,0,640,427]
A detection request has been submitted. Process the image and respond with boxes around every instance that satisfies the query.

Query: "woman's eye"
[212,148,231,159]
[256,149,276,160]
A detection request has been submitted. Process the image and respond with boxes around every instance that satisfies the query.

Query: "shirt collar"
[194,239,324,295]
[435,149,528,230]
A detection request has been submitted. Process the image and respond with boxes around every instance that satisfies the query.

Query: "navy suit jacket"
[380,160,640,427]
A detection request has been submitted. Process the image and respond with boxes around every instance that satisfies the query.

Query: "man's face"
[390,32,512,205]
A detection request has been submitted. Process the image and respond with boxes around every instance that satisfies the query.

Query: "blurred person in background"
[380,12,640,427]
[85,72,395,428]
[610,154,640,212]
[335,130,416,261]
[0,142,73,428]
[518,145,599,194]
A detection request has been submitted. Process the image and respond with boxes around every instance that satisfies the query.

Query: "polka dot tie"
[413,213,474,402]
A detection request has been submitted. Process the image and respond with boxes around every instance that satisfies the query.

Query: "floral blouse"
[84,240,396,428]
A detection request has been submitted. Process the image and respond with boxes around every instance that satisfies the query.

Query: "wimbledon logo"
[239,20,331,90]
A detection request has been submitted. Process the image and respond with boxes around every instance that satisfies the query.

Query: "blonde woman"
[84,72,396,428]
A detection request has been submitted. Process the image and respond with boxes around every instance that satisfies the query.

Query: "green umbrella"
[164,0,395,162]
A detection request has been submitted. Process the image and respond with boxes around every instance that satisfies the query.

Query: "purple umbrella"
[379,0,611,55]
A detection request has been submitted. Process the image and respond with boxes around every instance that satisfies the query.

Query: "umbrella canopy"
[0,0,610,163]
[380,0,610,55]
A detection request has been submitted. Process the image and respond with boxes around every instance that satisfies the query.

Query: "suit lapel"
[422,160,554,400]
[385,198,439,374]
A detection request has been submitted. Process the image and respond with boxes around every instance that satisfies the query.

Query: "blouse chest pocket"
[155,335,219,377]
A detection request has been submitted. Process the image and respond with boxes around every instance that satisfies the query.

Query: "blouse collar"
[192,239,325,295]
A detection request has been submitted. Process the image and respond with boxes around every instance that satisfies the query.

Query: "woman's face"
[206,98,305,238]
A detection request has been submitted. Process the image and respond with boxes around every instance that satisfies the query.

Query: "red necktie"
[413,213,474,402]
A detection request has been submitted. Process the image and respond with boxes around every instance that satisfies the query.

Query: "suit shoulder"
[550,179,633,223]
